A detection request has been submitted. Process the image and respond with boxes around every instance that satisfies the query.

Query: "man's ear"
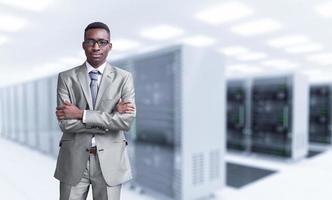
[109,43,112,51]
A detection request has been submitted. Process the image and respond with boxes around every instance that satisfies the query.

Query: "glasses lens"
[97,40,109,47]
[84,39,95,46]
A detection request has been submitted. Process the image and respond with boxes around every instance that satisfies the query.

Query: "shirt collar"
[85,61,106,74]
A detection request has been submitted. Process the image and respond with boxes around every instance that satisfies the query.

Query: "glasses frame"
[83,39,110,47]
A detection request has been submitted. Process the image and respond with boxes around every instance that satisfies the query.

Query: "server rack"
[16,84,26,144]
[0,88,4,137]
[309,84,332,144]
[8,86,16,140]
[26,81,39,148]
[226,80,249,151]
[251,74,308,159]
[114,45,225,200]
[0,87,9,138]
[36,77,49,153]
[49,75,62,158]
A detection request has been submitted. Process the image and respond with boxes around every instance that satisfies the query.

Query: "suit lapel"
[77,63,93,110]
[95,62,114,109]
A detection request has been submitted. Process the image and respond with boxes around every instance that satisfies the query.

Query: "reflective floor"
[226,162,276,188]
[1,138,331,200]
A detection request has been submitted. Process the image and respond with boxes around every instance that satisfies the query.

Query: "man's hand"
[116,99,135,114]
[56,100,83,120]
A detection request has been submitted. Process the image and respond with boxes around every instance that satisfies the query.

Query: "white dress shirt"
[83,61,107,147]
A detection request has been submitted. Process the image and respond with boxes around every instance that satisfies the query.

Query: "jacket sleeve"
[84,73,136,132]
[57,73,107,134]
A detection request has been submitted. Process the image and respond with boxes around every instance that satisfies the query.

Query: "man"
[54,22,136,200]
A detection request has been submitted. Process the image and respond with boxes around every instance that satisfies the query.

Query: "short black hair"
[84,22,110,39]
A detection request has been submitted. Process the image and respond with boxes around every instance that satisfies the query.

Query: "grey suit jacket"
[54,62,136,186]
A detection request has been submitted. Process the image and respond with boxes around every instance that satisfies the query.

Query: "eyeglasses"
[83,39,110,47]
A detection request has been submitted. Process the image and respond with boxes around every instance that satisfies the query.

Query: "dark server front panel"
[251,78,292,157]
[227,84,246,151]
[133,51,179,199]
[309,85,332,144]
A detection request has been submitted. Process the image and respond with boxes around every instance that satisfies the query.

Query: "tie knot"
[89,70,99,81]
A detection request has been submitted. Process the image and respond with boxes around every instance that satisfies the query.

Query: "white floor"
[1,138,331,200]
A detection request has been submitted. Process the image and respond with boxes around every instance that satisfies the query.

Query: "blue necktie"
[89,70,99,109]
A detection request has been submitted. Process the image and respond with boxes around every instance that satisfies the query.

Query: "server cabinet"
[309,85,332,144]
[7,86,16,140]
[251,74,308,159]
[16,84,26,144]
[0,88,4,137]
[227,80,249,151]
[121,45,225,200]
[134,50,179,199]
[36,77,52,154]
[49,75,61,157]
[25,81,38,148]
[0,87,8,138]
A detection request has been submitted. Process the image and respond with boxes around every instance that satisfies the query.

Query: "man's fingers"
[64,100,71,105]
[117,102,131,106]
[56,105,66,110]
[56,111,66,120]
[57,116,65,120]
[57,102,72,110]
[117,101,132,104]
[56,110,65,114]
[124,105,135,109]
[56,110,65,116]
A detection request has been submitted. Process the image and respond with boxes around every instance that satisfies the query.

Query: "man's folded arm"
[84,73,136,132]
[57,73,106,134]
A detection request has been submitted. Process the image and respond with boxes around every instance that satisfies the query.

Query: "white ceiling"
[1,0,332,86]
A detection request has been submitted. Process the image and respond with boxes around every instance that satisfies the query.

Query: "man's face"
[82,28,112,68]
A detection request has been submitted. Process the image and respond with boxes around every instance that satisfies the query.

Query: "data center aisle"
[0,138,155,200]
[1,137,331,200]
[218,151,332,200]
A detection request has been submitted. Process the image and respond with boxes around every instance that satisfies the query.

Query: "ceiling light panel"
[182,35,216,47]
[267,35,310,48]
[0,14,28,32]
[195,1,253,25]
[315,1,332,18]
[140,25,184,40]
[231,18,282,36]
[236,52,267,61]
[218,46,249,56]
[285,43,324,54]
[227,64,264,74]
[261,59,299,69]
[0,0,53,11]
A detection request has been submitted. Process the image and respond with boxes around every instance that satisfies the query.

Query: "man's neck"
[87,61,106,68]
